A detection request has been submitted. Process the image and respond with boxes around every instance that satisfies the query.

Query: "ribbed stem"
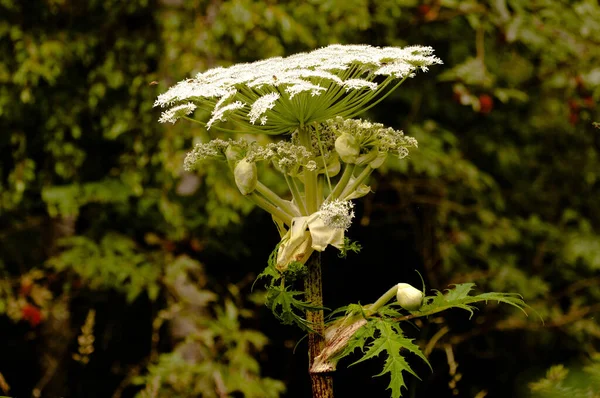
[305,253,334,398]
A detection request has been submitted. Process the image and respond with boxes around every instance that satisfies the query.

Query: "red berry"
[569,111,579,125]
[22,304,43,327]
[478,94,494,113]
[418,5,431,16]
[568,99,579,111]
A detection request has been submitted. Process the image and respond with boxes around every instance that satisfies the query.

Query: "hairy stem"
[305,253,334,398]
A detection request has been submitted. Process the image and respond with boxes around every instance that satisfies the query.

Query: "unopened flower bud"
[234,158,257,195]
[335,133,360,163]
[396,283,423,311]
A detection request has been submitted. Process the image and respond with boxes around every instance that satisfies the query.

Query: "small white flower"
[214,88,237,110]
[285,80,327,99]
[318,200,355,230]
[206,101,245,129]
[249,93,280,124]
[343,79,378,91]
[158,102,197,124]
[305,160,317,171]
[184,138,235,170]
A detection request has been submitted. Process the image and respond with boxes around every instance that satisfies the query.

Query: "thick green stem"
[317,176,324,209]
[327,163,355,202]
[255,181,298,216]
[298,126,319,213]
[365,284,398,316]
[305,253,334,398]
[285,174,308,215]
[315,128,332,192]
[340,165,374,200]
[247,192,293,226]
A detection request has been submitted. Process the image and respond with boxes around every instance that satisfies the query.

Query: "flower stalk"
[327,163,355,201]
[158,43,441,398]
[298,126,319,214]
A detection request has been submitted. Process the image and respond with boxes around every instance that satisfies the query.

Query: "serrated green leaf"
[266,285,323,331]
[375,350,417,398]
[347,319,430,398]
[443,283,476,301]
[417,283,529,319]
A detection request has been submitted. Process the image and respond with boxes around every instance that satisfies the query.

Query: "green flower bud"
[225,145,244,168]
[396,283,424,311]
[335,133,360,163]
[234,158,257,195]
[369,151,387,169]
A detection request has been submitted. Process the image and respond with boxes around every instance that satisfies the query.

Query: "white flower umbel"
[158,102,197,124]
[155,44,442,134]
[206,100,245,130]
[319,200,355,231]
[249,93,280,124]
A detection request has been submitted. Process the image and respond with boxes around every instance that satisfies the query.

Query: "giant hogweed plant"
[155,45,529,398]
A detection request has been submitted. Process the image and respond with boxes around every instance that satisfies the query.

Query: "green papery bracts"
[344,183,371,200]
[355,147,379,166]
[319,155,341,177]
[225,144,245,168]
[369,151,387,169]
[234,158,258,195]
[335,133,360,163]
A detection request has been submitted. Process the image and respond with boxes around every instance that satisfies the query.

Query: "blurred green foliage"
[529,355,600,398]
[0,0,599,397]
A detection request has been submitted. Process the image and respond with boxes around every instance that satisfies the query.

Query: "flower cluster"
[155,44,442,134]
[318,200,355,231]
[183,138,245,170]
[184,138,318,175]
[323,117,418,165]
[158,102,197,124]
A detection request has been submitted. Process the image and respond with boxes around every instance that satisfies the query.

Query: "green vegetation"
[0,0,598,397]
